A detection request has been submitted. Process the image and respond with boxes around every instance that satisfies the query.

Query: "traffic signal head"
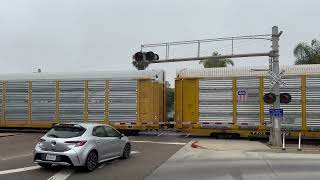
[145,51,159,61]
[133,52,144,62]
[132,51,159,70]
[146,51,154,61]
[280,93,292,104]
[263,93,276,104]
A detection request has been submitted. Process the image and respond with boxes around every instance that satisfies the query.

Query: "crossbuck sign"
[269,69,287,88]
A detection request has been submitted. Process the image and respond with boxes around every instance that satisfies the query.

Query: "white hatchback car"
[34,123,131,171]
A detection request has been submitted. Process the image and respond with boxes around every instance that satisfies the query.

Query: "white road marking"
[0,166,41,175]
[1,153,33,161]
[98,150,141,169]
[98,164,105,169]
[157,133,164,137]
[131,140,187,145]
[0,151,139,176]
[131,150,140,154]
[47,168,74,180]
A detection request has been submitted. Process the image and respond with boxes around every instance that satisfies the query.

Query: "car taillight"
[65,140,87,147]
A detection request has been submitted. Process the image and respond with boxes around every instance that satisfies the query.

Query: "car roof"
[55,122,110,128]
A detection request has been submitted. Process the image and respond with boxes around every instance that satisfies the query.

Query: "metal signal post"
[270,26,282,146]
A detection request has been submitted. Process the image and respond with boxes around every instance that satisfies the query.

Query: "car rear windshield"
[46,125,86,138]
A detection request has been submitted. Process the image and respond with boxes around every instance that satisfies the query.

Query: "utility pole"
[270,26,282,146]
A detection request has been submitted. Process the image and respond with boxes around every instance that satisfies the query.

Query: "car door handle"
[95,140,101,143]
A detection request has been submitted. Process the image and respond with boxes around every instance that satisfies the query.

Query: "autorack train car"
[0,70,165,134]
[175,65,320,139]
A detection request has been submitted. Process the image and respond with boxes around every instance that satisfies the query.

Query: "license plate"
[46,154,56,161]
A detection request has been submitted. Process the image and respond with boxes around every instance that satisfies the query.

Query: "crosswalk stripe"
[131,140,187,145]
[0,166,40,175]
[47,168,74,180]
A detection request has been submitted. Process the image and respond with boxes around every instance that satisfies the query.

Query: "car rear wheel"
[121,143,131,159]
[84,151,98,172]
[38,163,52,169]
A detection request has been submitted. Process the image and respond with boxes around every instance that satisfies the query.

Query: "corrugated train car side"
[0,70,165,134]
[175,65,320,139]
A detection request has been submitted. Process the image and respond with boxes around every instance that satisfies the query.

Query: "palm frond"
[225,59,234,66]
[294,43,309,58]
[294,42,314,65]
[311,39,320,53]
[199,50,234,68]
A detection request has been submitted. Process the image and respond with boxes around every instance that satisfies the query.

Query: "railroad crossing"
[133,26,285,146]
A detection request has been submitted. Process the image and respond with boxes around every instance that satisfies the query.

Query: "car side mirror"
[119,134,124,139]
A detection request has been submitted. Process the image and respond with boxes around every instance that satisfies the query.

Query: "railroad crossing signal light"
[132,51,159,70]
[263,93,276,104]
[133,52,144,61]
[145,51,159,61]
[263,93,292,104]
[280,93,292,104]
[133,51,159,62]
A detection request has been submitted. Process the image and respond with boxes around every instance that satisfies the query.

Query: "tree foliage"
[166,87,174,113]
[294,39,320,65]
[199,51,234,68]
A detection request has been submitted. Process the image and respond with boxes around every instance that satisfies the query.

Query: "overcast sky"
[0,0,319,85]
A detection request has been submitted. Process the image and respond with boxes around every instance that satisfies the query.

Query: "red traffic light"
[133,52,144,61]
[263,93,276,104]
[280,93,292,104]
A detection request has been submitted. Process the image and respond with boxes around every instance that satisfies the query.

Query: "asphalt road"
[0,132,190,180]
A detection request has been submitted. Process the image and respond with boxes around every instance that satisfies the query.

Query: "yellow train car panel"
[301,75,307,131]
[258,77,265,130]
[138,80,153,125]
[181,79,199,128]
[153,81,160,125]
[232,78,238,129]
[174,80,183,129]
[159,82,164,123]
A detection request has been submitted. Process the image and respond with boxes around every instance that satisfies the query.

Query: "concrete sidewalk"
[146,139,320,180]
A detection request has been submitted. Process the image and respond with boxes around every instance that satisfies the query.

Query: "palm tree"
[294,39,320,65]
[199,51,234,68]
